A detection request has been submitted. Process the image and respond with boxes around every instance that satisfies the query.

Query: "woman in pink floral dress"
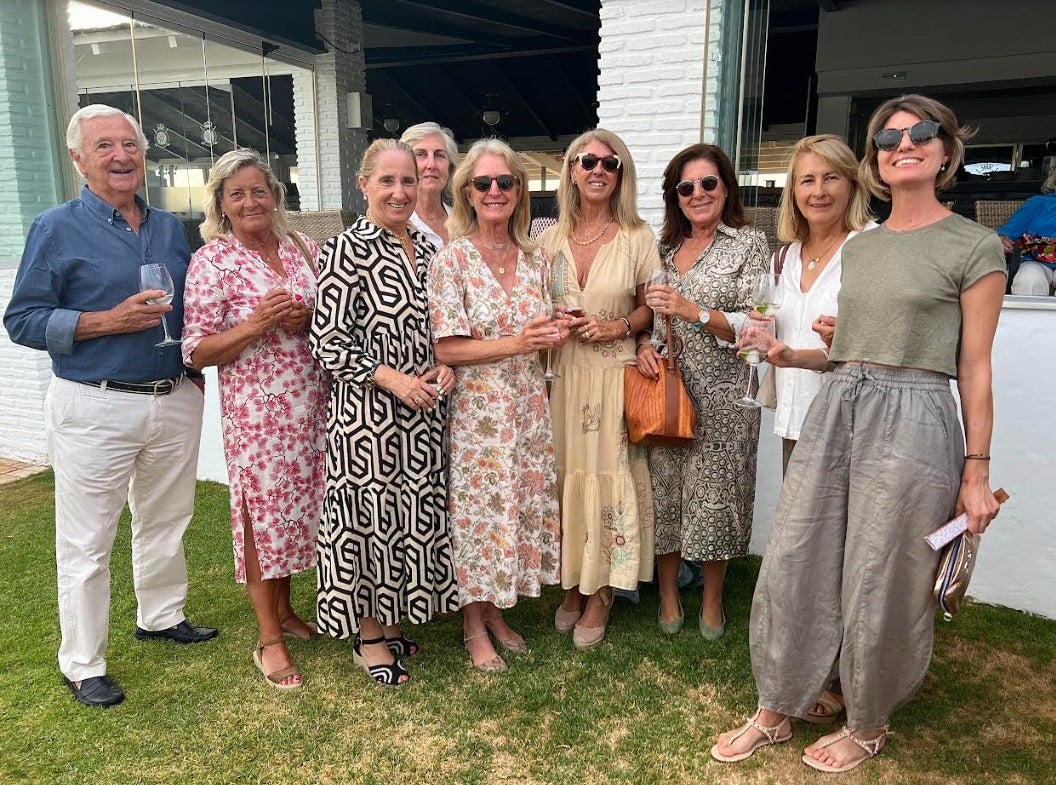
[428,139,566,673]
[183,149,327,690]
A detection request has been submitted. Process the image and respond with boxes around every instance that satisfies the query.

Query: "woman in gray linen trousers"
[711,94,1005,774]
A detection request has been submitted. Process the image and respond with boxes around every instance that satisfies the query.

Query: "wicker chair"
[286,210,348,245]
[745,205,780,253]
[529,216,557,240]
[974,200,1024,232]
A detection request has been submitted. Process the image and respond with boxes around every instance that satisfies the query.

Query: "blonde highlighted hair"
[554,128,645,239]
[777,135,874,243]
[859,94,975,201]
[447,138,533,253]
[200,149,289,244]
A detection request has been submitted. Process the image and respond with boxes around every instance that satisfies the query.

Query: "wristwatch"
[695,306,711,327]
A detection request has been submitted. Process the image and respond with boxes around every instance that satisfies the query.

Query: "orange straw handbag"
[624,316,697,446]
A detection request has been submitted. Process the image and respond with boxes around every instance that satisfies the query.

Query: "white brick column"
[0,0,77,464]
[293,0,368,212]
[597,0,727,228]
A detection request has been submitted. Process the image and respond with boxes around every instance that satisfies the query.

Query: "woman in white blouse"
[768,135,875,472]
[753,134,874,723]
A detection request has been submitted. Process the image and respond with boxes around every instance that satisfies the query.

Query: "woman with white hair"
[400,122,459,250]
[183,148,328,690]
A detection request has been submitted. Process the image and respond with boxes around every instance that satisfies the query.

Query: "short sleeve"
[427,243,472,339]
[961,230,1007,292]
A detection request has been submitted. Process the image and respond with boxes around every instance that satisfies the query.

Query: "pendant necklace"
[571,216,613,246]
[805,234,843,271]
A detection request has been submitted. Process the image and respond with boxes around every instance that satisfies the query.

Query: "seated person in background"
[997,167,1056,296]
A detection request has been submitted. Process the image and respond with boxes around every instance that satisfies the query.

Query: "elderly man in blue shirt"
[4,104,217,709]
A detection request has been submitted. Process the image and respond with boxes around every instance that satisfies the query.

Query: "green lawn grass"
[2,471,1054,785]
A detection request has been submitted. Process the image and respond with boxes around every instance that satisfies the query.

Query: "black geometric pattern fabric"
[309,216,458,637]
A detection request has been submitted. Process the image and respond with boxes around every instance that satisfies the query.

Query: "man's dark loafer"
[133,619,219,644]
[63,674,124,708]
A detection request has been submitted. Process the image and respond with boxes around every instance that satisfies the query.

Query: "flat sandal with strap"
[802,724,888,773]
[353,634,409,687]
[710,709,793,763]
[252,637,302,691]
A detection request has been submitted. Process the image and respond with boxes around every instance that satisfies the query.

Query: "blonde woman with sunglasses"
[428,138,567,672]
[536,128,660,649]
[714,95,1004,774]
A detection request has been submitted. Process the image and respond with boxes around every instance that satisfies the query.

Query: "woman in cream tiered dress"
[537,129,659,649]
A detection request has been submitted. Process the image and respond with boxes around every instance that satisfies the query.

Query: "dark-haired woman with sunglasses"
[427,138,566,672]
[640,144,769,641]
[713,95,1004,774]
[536,128,660,649]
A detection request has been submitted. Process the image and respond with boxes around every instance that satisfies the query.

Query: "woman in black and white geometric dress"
[310,138,459,686]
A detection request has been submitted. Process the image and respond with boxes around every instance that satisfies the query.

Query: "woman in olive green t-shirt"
[713,95,1006,774]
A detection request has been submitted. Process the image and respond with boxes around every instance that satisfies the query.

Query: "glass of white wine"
[535,299,559,381]
[733,317,775,408]
[750,271,783,317]
[139,263,181,347]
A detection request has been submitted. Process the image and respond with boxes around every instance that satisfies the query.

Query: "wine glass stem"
[743,366,755,399]
[160,314,175,343]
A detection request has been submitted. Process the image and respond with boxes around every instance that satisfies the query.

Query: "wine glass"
[535,299,559,382]
[750,271,783,317]
[648,270,670,353]
[139,263,181,347]
[733,318,775,408]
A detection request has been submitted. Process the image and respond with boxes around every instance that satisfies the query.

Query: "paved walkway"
[0,458,47,486]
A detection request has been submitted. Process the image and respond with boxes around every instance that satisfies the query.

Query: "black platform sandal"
[353,634,409,687]
[384,631,419,658]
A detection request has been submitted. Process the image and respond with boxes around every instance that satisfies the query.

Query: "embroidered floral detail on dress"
[601,500,630,569]
[580,402,601,433]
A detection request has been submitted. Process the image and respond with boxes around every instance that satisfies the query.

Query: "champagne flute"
[139,263,181,347]
[733,317,774,408]
[535,299,558,381]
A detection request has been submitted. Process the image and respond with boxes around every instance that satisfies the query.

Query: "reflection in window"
[68,1,312,221]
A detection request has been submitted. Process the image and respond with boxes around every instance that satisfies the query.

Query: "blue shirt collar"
[79,184,150,224]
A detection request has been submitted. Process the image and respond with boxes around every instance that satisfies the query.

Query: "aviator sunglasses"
[674,175,720,197]
[872,120,941,152]
[470,174,520,192]
[574,152,622,173]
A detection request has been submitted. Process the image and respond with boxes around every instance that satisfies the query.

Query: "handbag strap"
[772,243,790,276]
[662,313,683,435]
[288,231,317,273]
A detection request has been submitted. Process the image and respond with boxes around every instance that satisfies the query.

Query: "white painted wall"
[751,299,1056,620]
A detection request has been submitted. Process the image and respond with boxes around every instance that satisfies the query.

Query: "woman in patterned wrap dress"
[428,138,565,673]
[183,149,327,690]
[640,144,769,641]
[310,139,458,687]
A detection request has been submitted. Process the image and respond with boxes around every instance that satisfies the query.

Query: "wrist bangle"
[619,317,632,337]
[965,454,991,461]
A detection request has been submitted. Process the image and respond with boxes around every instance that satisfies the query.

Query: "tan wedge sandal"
[252,637,302,691]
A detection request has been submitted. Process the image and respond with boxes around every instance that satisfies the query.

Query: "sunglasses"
[674,176,721,197]
[872,120,941,152]
[574,152,622,173]
[470,174,520,192]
